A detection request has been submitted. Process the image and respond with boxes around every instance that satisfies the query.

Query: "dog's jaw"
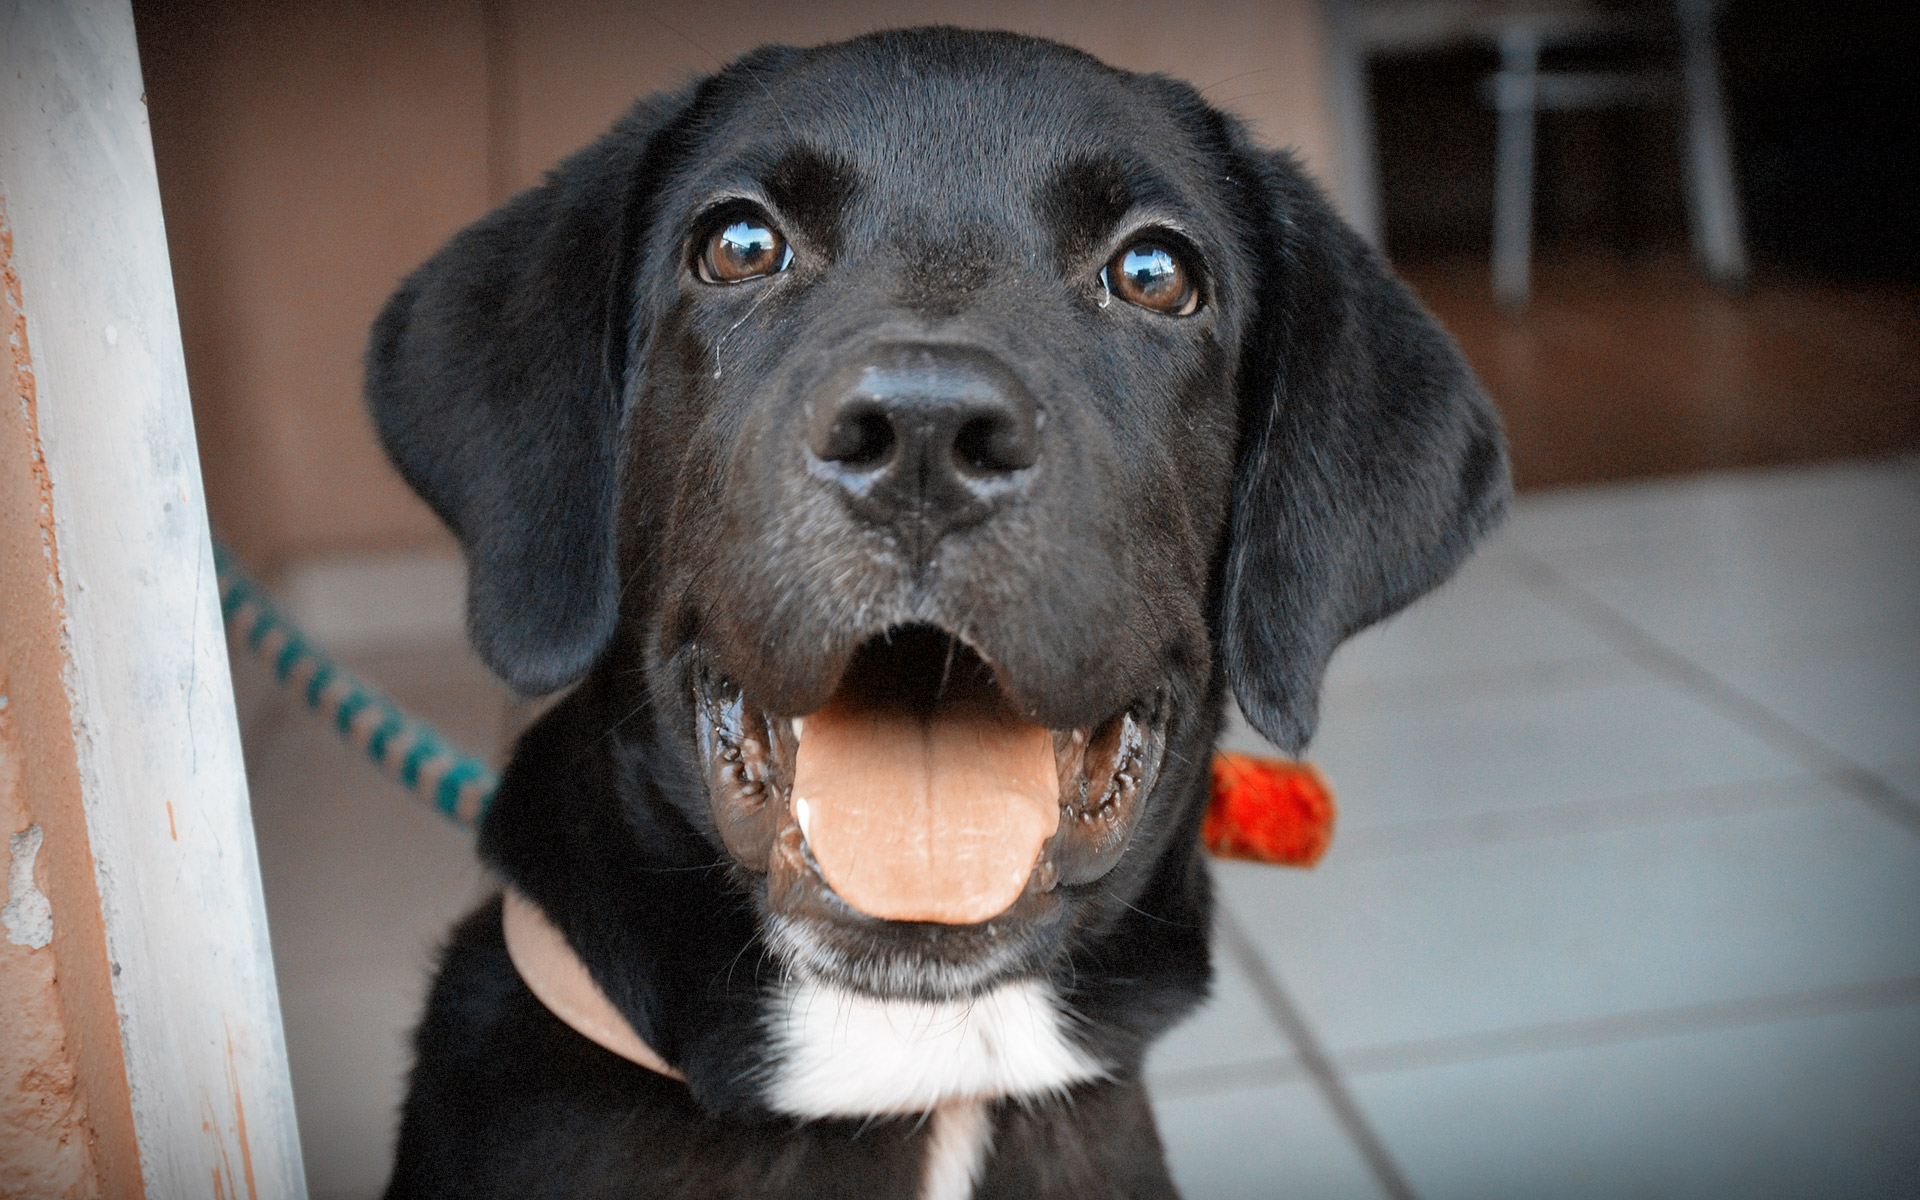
[761,975,1107,1118]
[690,634,1173,1000]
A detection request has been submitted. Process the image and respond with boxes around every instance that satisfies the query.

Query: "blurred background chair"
[1328,0,1748,305]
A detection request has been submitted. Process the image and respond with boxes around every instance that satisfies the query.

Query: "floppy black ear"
[366,89,694,693]
[1222,152,1510,753]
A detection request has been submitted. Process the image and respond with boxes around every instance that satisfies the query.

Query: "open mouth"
[694,625,1168,930]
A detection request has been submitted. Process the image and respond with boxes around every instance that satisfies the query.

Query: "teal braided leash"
[214,543,497,827]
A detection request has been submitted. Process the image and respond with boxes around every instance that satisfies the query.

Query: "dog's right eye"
[1103,241,1200,316]
[698,219,792,284]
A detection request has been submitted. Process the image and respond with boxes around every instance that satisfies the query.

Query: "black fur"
[368,28,1506,1198]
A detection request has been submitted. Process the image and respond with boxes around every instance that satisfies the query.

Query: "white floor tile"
[1213,797,1920,1053]
[1503,459,1919,561]
[1681,628,1920,771]
[1321,566,1619,696]
[1350,1002,1920,1200]
[1511,465,1919,650]
[1325,774,1831,863]
[1225,673,1805,833]
[1554,533,1917,652]
[1153,1082,1387,1200]
[278,550,467,650]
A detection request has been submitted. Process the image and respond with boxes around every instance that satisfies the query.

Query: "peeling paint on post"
[3,824,54,948]
[1,1,306,1194]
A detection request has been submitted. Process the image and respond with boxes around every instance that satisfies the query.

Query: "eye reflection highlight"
[1104,242,1198,315]
[701,218,791,284]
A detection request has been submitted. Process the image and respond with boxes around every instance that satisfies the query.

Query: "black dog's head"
[370,26,1504,1093]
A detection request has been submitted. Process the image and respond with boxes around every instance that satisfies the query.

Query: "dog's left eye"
[1103,242,1200,316]
[699,219,792,284]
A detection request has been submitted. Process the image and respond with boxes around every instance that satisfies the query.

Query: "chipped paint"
[3,824,53,948]
[1,193,119,1197]
[1,680,101,1195]
[1,202,67,609]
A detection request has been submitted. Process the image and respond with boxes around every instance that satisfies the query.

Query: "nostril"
[953,412,1037,475]
[817,404,895,468]
[808,348,1042,509]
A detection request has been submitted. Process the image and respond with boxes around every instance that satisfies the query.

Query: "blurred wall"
[134,0,1339,569]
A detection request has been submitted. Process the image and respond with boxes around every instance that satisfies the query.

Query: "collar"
[500,752,1331,1082]
[500,887,686,1081]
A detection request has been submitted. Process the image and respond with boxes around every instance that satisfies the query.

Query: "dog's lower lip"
[694,670,792,872]
[691,642,1167,928]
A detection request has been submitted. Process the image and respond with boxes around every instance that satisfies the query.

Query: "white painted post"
[0,1,306,1195]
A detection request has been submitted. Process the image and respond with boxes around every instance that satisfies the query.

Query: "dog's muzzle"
[694,626,1170,932]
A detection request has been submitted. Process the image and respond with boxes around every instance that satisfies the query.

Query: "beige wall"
[137,0,1337,568]
[138,0,492,566]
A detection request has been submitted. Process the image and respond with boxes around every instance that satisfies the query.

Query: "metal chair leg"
[1326,0,1385,248]
[1491,24,1541,308]
[1676,0,1749,288]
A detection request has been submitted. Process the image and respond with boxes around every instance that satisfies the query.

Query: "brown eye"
[699,219,791,284]
[1104,242,1199,315]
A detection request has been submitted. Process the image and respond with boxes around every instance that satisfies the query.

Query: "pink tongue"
[791,693,1058,925]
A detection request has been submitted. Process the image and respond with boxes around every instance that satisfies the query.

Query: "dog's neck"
[500,888,685,1080]
[501,886,1109,1119]
[486,689,1197,1126]
[502,889,999,1198]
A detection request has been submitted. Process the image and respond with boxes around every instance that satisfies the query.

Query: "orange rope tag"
[1202,752,1336,867]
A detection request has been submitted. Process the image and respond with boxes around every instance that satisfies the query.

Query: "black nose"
[807,344,1040,530]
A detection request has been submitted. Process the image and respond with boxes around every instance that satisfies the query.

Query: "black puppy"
[369,27,1505,1199]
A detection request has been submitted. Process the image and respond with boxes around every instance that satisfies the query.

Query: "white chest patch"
[921,1099,993,1200]
[762,977,1106,1118]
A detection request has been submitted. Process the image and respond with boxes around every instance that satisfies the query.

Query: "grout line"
[1327,772,1830,863]
[1153,975,1920,1101]
[1216,909,1420,1200]
[1339,974,1920,1077]
[1504,551,1920,836]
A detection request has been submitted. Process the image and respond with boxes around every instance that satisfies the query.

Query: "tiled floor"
[233,457,1920,1200]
